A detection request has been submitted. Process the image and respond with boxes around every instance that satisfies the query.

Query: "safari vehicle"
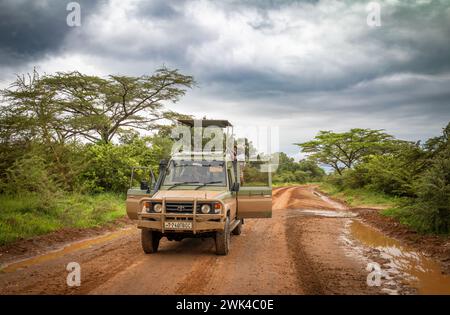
[126,120,272,255]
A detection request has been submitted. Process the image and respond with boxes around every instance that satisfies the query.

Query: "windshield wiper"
[167,181,201,190]
[194,181,223,190]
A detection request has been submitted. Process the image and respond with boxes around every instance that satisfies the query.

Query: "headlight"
[153,203,163,213]
[200,204,211,214]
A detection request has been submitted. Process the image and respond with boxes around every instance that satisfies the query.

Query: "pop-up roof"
[177,119,233,128]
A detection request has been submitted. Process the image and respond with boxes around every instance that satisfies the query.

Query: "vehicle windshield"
[162,160,227,187]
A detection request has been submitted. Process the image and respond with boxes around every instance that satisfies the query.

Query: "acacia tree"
[296,129,397,175]
[0,70,78,187]
[42,67,194,143]
[0,67,194,188]
[0,70,70,144]
[1,67,194,144]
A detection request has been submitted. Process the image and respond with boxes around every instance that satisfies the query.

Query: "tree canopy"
[1,67,195,144]
[296,128,397,175]
[0,67,193,192]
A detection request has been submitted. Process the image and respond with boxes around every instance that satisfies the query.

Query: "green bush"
[325,169,366,191]
[325,142,424,197]
[77,136,172,193]
[77,144,136,193]
[398,144,450,233]
[1,153,59,198]
[380,123,450,233]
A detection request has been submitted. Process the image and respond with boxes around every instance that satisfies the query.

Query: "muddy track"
[0,185,425,295]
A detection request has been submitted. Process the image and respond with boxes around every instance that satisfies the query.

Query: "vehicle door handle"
[263,195,271,198]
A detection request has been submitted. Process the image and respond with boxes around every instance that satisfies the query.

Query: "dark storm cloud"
[0,0,449,149]
[59,0,450,89]
[0,0,102,66]
[212,73,450,119]
[198,1,450,98]
[132,0,181,19]
[59,0,218,74]
[219,0,320,9]
[68,0,450,144]
[366,1,450,75]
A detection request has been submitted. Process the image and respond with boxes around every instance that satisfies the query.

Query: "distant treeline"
[297,123,450,234]
[272,152,325,184]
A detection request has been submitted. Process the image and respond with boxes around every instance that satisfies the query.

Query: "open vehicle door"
[126,166,156,220]
[236,161,272,218]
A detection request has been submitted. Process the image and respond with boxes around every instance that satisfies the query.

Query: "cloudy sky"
[1,0,449,158]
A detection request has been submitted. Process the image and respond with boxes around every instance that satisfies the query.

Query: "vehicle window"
[162,160,226,186]
[240,161,269,187]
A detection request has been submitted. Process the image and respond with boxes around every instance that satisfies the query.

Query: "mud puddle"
[0,227,134,273]
[350,220,450,295]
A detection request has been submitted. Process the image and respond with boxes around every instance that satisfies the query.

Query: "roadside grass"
[0,193,125,246]
[379,207,450,235]
[318,182,403,209]
[380,207,411,223]
[319,183,449,235]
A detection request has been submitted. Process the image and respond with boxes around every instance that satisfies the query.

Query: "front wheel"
[215,216,230,255]
[141,229,160,254]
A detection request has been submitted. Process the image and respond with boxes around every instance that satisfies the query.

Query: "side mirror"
[159,159,168,168]
[140,180,149,191]
[231,182,240,192]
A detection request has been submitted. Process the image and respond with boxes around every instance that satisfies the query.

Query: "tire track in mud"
[285,220,325,295]
[272,186,296,210]
[174,213,302,295]
[272,185,292,198]
[278,186,382,295]
[175,255,217,294]
[275,186,326,294]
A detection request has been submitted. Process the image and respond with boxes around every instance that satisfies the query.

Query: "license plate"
[164,221,192,230]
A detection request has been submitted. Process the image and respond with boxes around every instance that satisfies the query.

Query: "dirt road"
[2,185,448,295]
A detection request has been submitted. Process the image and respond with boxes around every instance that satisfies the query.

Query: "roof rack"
[175,119,236,160]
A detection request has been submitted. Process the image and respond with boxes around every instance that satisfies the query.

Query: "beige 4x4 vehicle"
[126,123,272,255]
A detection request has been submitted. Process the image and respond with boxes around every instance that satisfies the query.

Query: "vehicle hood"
[152,190,226,200]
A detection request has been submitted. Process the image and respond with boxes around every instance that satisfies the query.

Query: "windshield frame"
[160,160,228,189]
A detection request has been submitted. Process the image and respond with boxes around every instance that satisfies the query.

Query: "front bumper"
[136,198,226,234]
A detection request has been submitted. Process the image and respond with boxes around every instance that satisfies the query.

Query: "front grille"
[165,202,199,213]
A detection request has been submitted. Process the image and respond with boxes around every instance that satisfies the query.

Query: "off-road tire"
[232,219,242,235]
[215,216,230,255]
[141,229,160,254]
